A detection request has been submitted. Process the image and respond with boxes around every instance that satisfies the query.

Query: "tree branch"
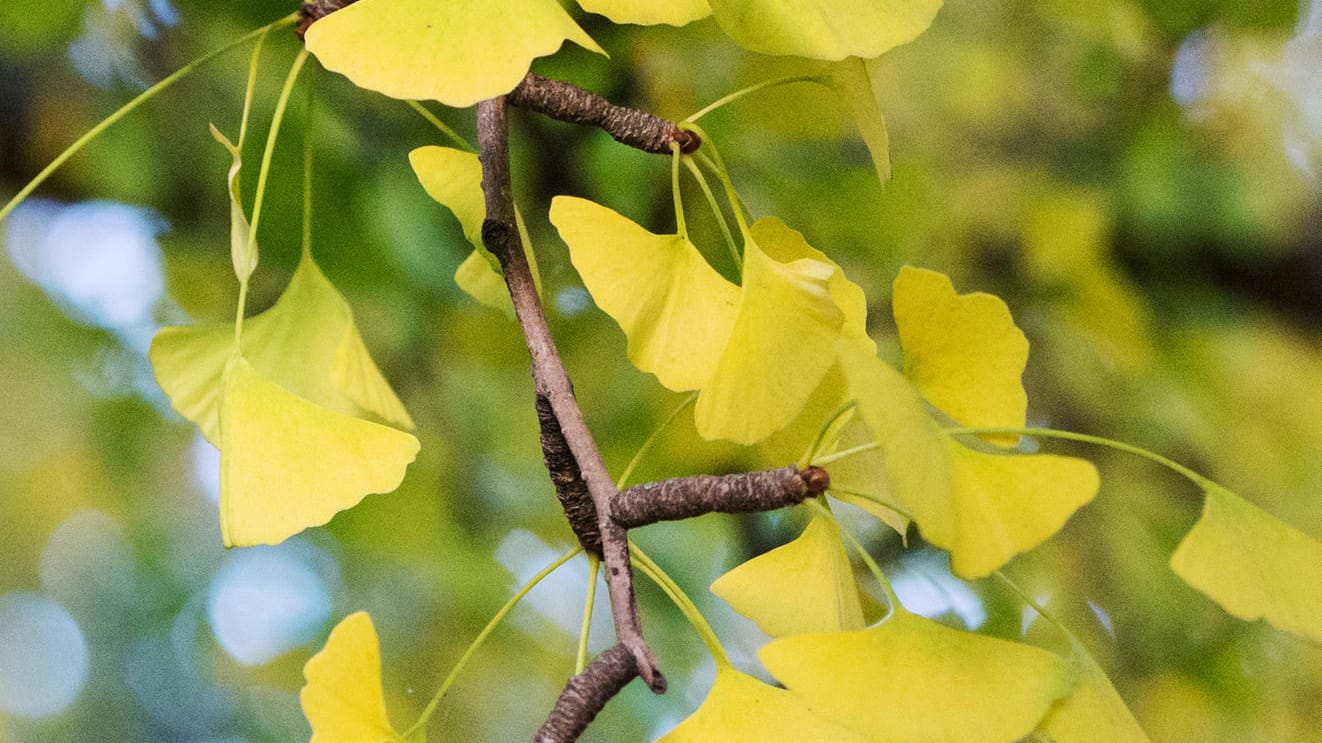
[536,393,601,554]
[612,466,830,529]
[477,97,664,694]
[533,644,639,743]
[509,74,700,155]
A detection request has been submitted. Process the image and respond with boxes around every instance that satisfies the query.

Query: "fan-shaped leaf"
[551,195,739,391]
[301,611,402,743]
[304,0,605,107]
[1170,485,1322,644]
[711,514,864,637]
[708,0,943,60]
[761,608,1077,742]
[219,356,419,547]
[151,255,414,444]
[656,665,868,742]
[1038,644,1152,742]
[894,265,1028,446]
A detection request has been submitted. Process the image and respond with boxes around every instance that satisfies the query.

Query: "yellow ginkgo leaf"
[894,265,1028,447]
[837,341,1098,578]
[304,0,605,108]
[1038,644,1152,743]
[151,255,415,444]
[408,145,542,314]
[219,355,420,547]
[712,514,864,637]
[551,195,740,391]
[209,123,258,282]
[750,216,872,354]
[827,58,891,183]
[835,340,953,519]
[408,146,489,260]
[708,0,943,61]
[577,0,712,26]
[1170,485,1322,644]
[656,664,868,743]
[695,229,844,444]
[301,611,402,743]
[761,607,1077,742]
[935,439,1100,579]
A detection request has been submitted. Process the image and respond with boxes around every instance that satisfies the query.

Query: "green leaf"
[576,0,713,26]
[711,514,865,636]
[219,356,420,548]
[301,611,404,743]
[1170,485,1322,644]
[894,265,1029,447]
[151,254,415,444]
[209,123,258,282]
[551,195,739,391]
[708,0,944,60]
[760,607,1077,742]
[304,0,605,107]
[656,665,869,742]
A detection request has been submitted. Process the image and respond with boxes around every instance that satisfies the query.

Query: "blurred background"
[2,0,1321,740]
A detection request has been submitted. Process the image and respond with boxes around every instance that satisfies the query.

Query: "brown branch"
[536,393,601,554]
[612,466,830,529]
[509,74,700,155]
[477,97,664,694]
[295,0,355,38]
[533,644,639,743]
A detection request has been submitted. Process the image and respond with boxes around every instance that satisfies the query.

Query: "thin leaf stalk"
[0,15,298,224]
[630,545,730,667]
[402,547,583,739]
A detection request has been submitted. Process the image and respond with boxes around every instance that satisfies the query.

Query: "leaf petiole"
[615,392,697,491]
[683,74,824,124]
[406,100,475,152]
[402,547,583,739]
[234,47,309,347]
[0,14,299,224]
[680,155,740,271]
[630,544,730,666]
[576,552,601,674]
[801,400,858,466]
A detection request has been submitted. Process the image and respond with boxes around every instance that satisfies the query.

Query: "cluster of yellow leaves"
[662,511,1151,742]
[554,190,1099,578]
[303,0,943,106]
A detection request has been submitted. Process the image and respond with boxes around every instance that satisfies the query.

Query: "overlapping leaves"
[303,0,943,111]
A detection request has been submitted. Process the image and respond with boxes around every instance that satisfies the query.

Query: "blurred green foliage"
[1,0,1320,741]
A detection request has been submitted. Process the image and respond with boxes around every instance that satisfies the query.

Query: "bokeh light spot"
[0,593,89,718]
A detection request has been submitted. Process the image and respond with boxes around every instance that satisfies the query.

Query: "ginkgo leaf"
[304,0,605,108]
[1038,643,1152,743]
[711,514,864,637]
[750,216,872,353]
[695,227,845,444]
[301,611,402,743]
[708,0,944,61]
[218,355,420,547]
[408,145,543,314]
[837,341,1099,578]
[761,607,1077,742]
[551,195,739,391]
[827,58,891,182]
[656,664,869,743]
[893,265,1028,447]
[1170,485,1322,644]
[209,123,257,282]
[151,255,415,444]
[935,440,1100,579]
[835,340,953,517]
[577,0,712,26]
